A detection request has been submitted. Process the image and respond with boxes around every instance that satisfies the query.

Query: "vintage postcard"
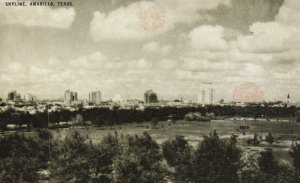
[0,0,300,182]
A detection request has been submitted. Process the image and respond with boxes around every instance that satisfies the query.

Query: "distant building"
[126,99,142,105]
[24,94,37,102]
[7,90,21,102]
[89,90,101,104]
[112,94,122,103]
[64,90,78,103]
[144,90,158,104]
[198,83,215,105]
[287,94,290,104]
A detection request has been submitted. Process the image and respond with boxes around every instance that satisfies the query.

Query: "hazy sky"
[0,0,299,102]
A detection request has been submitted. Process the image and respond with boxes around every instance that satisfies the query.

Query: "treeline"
[1,131,300,183]
[0,105,298,129]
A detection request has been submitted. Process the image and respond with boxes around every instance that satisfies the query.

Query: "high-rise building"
[89,90,101,104]
[198,83,215,105]
[7,90,21,101]
[73,92,78,101]
[144,90,158,104]
[64,90,78,103]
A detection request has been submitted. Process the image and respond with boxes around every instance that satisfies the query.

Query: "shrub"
[258,148,279,175]
[265,133,275,144]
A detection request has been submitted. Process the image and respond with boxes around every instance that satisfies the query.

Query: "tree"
[151,118,158,128]
[75,114,83,125]
[240,151,297,183]
[295,110,300,122]
[113,132,167,183]
[162,136,193,182]
[247,134,260,146]
[50,131,92,183]
[258,148,279,176]
[239,153,263,183]
[89,133,121,182]
[193,130,241,183]
[0,132,49,183]
[290,143,300,172]
[265,133,275,144]
[0,157,41,183]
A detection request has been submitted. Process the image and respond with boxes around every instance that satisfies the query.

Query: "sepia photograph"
[0,0,300,182]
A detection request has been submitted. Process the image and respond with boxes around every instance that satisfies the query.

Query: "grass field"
[52,119,300,163]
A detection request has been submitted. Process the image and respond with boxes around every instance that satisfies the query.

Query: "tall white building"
[198,83,215,105]
[89,90,101,104]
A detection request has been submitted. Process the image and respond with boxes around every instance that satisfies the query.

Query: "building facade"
[64,90,78,103]
[198,83,215,105]
[144,90,158,104]
[7,90,21,101]
[89,90,101,104]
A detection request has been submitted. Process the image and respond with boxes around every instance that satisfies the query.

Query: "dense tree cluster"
[2,130,300,182]
[0,130,49,183]
[0,105,298,129]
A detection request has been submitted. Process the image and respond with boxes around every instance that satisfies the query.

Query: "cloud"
[5,62,27,74]
[127,58,151,69]
[235,22,299,53]
[0,1,75,29]
[231,0,300,69]
[142,41,160,52]
[0,51,116,98]
[90,0,231,41]
[189,25,229,51]
[276,0,300,28]
[70,52,108,70]
[183,58,239,72]
[142,41,173,54]
[0,52,157,99]
[1,0,299,102]
[158,59,177,70]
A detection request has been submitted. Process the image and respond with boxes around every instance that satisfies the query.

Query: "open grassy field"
[52,119,300,163]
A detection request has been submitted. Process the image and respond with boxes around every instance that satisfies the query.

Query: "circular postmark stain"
[137,6,165,32]
[233,82,264,103]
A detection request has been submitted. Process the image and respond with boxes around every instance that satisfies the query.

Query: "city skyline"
[2,86,296,104]
[0,0,299,102]
[1,85,296,103]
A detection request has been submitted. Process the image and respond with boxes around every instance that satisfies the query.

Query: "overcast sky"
[0,0,299,102]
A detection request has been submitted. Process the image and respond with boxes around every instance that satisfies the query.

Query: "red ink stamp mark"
[137,6,165,32]
[233,82,264,103]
